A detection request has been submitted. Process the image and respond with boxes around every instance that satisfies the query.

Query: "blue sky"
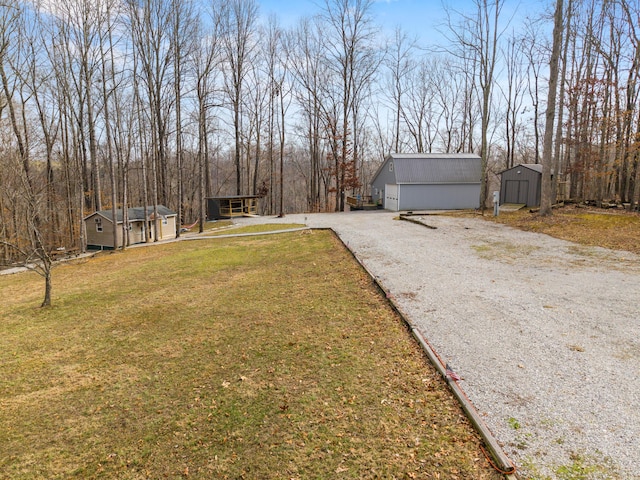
[258,0,549,45]
[259,0,451,43]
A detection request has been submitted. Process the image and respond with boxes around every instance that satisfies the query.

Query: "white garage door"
[384,184,399,211]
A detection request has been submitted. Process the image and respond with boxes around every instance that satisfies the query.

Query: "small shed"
[84,205,177,249]
[206,195,260,220]
[370,153,482,211]
[499,164,543,207]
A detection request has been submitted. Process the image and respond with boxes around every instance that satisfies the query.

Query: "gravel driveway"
[235,211,640,479]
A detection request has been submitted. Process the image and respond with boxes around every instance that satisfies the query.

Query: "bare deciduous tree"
[540,0,565,216]
[445,0,506,209]
[219,0,258,196]
[321,0,379,211]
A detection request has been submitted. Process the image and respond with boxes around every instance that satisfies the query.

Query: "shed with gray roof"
[370,153,482,211]
[83,205,177,249]
[499,164,543,207]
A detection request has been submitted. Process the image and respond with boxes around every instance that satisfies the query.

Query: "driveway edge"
[329,226,519,479]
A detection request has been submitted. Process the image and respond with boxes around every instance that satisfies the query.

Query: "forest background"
[1,0,640,264]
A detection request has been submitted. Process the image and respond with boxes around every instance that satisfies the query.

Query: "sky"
[258,0,550,46]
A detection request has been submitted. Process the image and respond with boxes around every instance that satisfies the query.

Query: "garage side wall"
[399,184,481,210]
[371,159,396,204]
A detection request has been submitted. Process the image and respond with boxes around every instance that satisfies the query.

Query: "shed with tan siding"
[84,205,177,249]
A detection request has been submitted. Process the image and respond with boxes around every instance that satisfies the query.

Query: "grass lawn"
[486,204,640,254]
[0,231,502,479]
[200,223,307,236]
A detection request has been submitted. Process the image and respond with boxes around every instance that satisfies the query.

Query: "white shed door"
[384,184,399,211]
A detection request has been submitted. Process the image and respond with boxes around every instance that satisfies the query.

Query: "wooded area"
[1,0,639,263]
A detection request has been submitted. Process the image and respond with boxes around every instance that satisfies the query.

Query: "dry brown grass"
[485,204,640,254]
[0,231,502,479]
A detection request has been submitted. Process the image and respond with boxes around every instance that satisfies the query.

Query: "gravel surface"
[235,210,640,479]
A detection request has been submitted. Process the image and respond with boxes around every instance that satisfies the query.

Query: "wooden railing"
[219,198,258,217]
[347,195,380,210]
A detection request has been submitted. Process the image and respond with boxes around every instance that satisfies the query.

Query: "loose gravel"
[235,211,640,479]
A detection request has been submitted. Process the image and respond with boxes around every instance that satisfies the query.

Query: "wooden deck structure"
[206,196,260,220]
[347,195,382,210]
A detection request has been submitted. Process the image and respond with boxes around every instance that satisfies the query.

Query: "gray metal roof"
[519,164,543,173]
[387,153,482,184]
[87,205,176,223]
[500,163,543,174]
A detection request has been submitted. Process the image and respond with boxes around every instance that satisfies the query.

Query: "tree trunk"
[41,265,52,308]
[551,0,572,203]
[540,0,564,216]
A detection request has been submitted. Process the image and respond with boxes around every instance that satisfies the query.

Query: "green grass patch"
[522,453,620,480]
[0,231,500,479]
[507,417,521,430]
[203,219,234,230]
[202,223,306,236]
[182,220,233,232]
[555,456,618,480]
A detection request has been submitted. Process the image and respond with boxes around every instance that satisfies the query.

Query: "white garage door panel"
[384,184,399,211]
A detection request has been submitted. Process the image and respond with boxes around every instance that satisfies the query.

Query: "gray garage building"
[370,153,482,211]
[499,164,543,207]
